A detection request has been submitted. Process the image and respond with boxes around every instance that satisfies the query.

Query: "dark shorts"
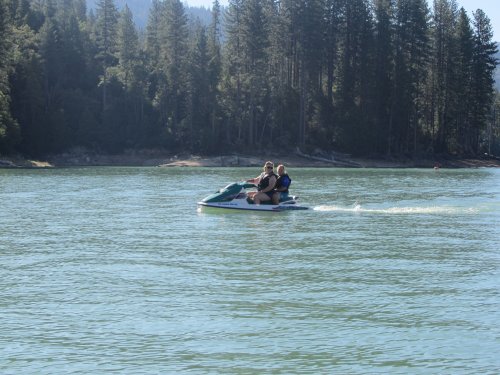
[264,191,274,198]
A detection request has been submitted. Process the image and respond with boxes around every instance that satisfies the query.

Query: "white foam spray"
[313,205,479,215]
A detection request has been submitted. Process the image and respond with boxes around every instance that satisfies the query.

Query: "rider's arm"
[247,173,264,185]
[246,176,259,184]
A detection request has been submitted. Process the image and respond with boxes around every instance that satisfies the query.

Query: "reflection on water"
[1,167,499,374]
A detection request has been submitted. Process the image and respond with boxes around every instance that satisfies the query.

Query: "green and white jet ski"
[198,181,308,212]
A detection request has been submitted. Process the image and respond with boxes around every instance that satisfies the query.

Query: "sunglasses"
[266,166,273,169]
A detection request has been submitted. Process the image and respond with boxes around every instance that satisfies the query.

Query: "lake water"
[1,167,499,374]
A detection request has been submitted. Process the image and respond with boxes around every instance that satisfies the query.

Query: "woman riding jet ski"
[198,162,308,212]
[245,161,278,204]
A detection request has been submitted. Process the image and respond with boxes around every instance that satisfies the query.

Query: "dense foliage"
[0,0,498,157]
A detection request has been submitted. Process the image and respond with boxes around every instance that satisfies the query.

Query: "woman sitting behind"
[272,164,291,205]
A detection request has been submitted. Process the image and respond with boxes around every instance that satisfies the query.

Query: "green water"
[1,167,499,374]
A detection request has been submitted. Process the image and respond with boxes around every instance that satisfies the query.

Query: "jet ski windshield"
[220,182,255,192]
[203,182,254,203]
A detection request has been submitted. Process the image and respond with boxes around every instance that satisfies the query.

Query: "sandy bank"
[1,150,499,169]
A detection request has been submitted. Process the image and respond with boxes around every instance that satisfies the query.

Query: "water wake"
[313,204,479,215]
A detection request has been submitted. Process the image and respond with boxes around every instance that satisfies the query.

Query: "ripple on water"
[1,167,499,374]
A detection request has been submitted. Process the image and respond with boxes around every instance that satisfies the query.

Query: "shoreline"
[1,150,500,169]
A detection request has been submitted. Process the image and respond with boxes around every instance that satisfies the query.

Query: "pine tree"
[206,0,222,149]
[159,0,189,144]
[223,0,245,144]
[74,0,87,21]
[241,0,270,146]
[323,0,341,105]
[372,0,394,154]
[117,5,139,88]
[388,0,429,155]
[187,21,210,150]
[0,0,20,153]
[0,0,10,88]
[39,3,68,152]
[7,0,31,27]
[95,0,119,110]
[470,9,498,154]
[335,0,374,152]
[278,0,326,147]
[454,7,474,153]
[146,0,162,72]
[259,0,288,148]
[7,2,56,155]
[298,0,325,146]
[430,0,458,153]
[28,0,48,31]
[115,4,145,147]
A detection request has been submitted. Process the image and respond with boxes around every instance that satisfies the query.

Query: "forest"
[0,0,498,158]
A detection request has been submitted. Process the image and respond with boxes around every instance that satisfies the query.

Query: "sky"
[184,0,500,41]
[457,0,499,41]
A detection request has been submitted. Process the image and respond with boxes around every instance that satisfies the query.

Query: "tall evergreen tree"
[0,0,20,153]
[372,0,394,154]
[470,9,498,154]
[261,0,290,148]
[453,7,474,153]
[390,0,430,155]
[117,5,139,88]
[223,0,245,144]
[0,0,9,83]
[278,0,325,147]
[298,0,325,146]
[335,0,374,153]
[240,0,270,146]
[187,22,210,150]
[158,0,189,145]
[145,0,162,71]
[206,0,222,149]
[9,7,47,156]
[430,0,458,153]
[115,4,145,147]
[95,0,119,110]
[39,2,69,152]
[322,0,340,105]
[7,0,31,27]
[142,0,165,146]
[73,0,87,21]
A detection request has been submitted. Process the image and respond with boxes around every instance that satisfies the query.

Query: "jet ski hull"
[198,200,308,212]
[198,182,308,212]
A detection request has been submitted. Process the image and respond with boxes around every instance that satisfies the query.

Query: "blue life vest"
[275,173,291,194]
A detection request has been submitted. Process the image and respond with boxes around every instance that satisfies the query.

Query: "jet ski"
[198,181,308,212]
